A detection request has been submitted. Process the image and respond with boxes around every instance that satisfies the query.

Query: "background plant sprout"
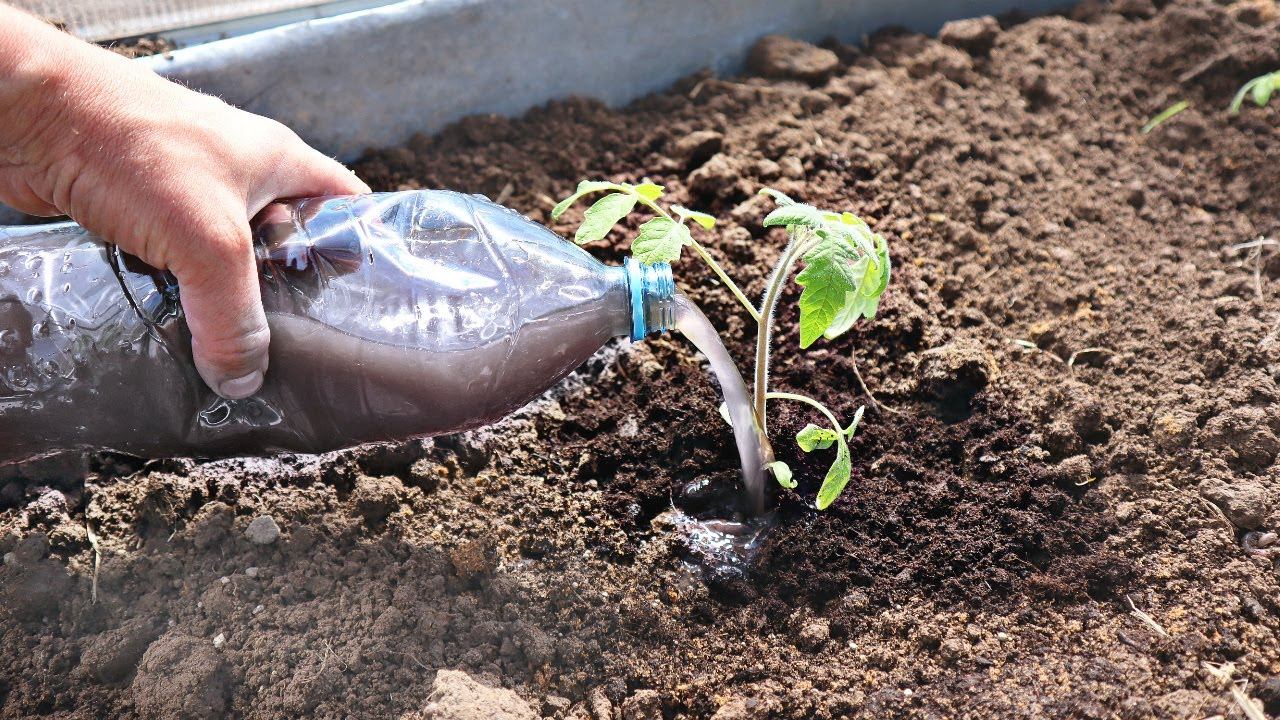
[1230,70,1280,115]
[1141,99,1189,134]
[553,180,890,509]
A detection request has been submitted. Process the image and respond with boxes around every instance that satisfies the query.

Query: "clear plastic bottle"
[0,191,675,464]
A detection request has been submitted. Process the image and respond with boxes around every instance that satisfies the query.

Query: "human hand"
[0,5,370,398]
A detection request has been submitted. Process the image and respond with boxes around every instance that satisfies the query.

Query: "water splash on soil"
[672,292,773,514]
[655,507,776,574]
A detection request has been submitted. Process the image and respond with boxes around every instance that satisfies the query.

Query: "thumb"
[171,216,271,400]
[251,147,371,211]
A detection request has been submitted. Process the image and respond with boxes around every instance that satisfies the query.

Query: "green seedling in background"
[1141,99,1190,134]
[553,181,890,510]
[1230,70,1280,115]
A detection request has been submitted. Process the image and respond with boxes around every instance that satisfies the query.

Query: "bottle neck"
[623,257,675,341]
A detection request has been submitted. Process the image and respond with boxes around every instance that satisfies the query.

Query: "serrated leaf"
[841,222,880,258]
[575,193,636,244]
[815,436,851,510]
[767,461,796,489]
[634,182,664,200]
[827,238,891,337]
[758,187,795,206]
[796,423,839,452]
[763,204,826,230]
[823,290,870,341]
[552,180,622,219]
[795,237,860,348]
[673,205,717,230]
[632,217,690,265]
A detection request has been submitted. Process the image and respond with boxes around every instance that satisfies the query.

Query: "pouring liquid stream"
[672,292,773,515]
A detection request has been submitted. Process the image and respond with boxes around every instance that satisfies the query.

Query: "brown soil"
[4,0,1280,717]
[103,35,176,59]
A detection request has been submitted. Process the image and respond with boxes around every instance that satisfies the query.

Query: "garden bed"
[3,0,1280,717]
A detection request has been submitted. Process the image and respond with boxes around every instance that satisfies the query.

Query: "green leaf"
[823,290,870,341]
[632,217,690,265]
[1253,76,1275,107]
[815,436,852,510]
[1231,72,1280,116]
[870,235,892,296]
[844,405,866,439]
[552,180,622,219]
[767,461,796,489]
[826,221,877,258]
[825,237,891,339]
[634,182,664,201]
[673,205,717,230]
[758,187,795,206]
[763,204,826,230]
[575,193,636,244]
[795,237,860,348]
[796,424,839,451]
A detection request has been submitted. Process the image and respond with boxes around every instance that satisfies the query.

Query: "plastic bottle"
[0,190,675,464]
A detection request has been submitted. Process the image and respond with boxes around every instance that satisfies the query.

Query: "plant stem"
[766,391,844,434]
[752,230,812,433]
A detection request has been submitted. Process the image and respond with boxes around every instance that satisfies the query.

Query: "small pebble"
[212,633,226,649]
[245,567,259,577]
[2,552,14,566]
[244,515,281,545]
[252,604,264,615]
[219,576,230,585]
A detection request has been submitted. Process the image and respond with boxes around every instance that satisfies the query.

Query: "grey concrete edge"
[143,0,1066,161]
[0,0,1061,225]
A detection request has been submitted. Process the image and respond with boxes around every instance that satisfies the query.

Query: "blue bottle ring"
[624,257,674,341]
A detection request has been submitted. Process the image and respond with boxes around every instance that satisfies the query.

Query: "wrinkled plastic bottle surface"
[0,191,673,464]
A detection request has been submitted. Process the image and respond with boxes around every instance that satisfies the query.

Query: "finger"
[168,215,271,400]
[251,145,371,213]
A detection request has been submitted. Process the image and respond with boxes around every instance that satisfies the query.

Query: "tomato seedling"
[1229,70,1280,115]
[553,180,890,510]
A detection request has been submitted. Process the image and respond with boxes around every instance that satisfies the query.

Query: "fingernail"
[219,370,263,399]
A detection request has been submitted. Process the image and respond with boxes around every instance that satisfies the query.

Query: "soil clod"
[413,669,537,720]
[131,633,231,720]
[747,35,840,83]
[938,15,1002,54]
[243,514,281,545]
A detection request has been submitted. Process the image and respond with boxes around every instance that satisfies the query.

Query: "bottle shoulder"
[261,191,628,352]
